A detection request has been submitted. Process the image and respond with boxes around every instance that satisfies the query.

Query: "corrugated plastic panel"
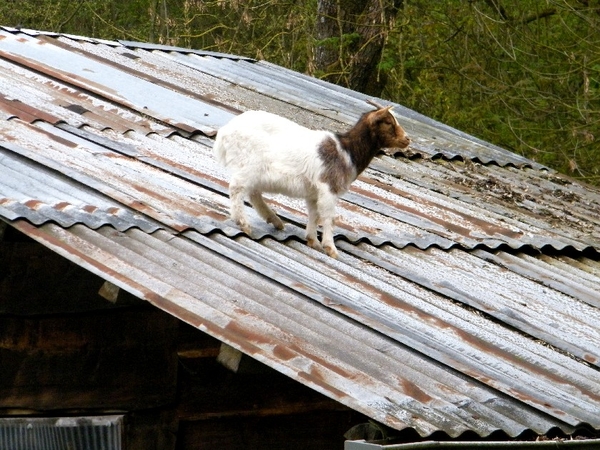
[1,28,599,440]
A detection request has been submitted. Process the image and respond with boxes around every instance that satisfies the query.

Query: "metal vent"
[0,416,123,450]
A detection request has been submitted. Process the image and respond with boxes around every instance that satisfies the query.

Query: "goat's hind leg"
[249,191,284,230]
[229,181,252,235]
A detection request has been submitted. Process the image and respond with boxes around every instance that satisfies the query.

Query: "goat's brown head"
[367,105,411,151]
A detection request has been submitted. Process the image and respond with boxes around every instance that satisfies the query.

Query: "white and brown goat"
[213,103,410,258]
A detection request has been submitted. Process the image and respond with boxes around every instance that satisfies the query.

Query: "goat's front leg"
[305,197,322,251]
[228,181,252,235]
[249,191,284,230]
[317,193,338,259]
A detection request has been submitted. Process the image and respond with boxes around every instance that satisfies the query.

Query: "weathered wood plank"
[0,238,143,315]
[0,307,178,412]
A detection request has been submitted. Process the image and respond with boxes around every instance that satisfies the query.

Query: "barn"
[1,27,599,449]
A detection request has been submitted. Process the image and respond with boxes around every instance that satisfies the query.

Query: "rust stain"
[131,182,173,204]
[273,344,296,361]
[225,319,275,347]
[452,327,600,403]
[353,180,524,240]
[0,130,17,142]
[0,94,62,124]
[127,200,151,213]
[297,368,350,400]
[171,122,201,134]
[377,291,452,330]
[505,387,564,416]
[83,204,98,213]
[297,346,353,380]
[0,48,123,105]
[39,33,242,119]
[54,201,71,210]
[400,379,434,404]
[32,125,78,148]
[150,153,228,190]
[130,180,228,223]
[24,199,43,209]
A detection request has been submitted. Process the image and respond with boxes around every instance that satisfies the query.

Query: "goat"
[213,103,410,258]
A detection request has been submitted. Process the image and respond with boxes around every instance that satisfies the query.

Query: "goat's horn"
[366,99,385,109]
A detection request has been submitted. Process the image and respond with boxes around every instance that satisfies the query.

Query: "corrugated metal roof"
[1,27,599,440]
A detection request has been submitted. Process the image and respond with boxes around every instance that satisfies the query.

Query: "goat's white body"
[214,110,352,257]
[214,111,352,198]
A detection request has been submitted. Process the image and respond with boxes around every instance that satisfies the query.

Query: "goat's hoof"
[267,216,284,231]
[235,220,252,235]
[307,238,323,251]
[324,245,339,259]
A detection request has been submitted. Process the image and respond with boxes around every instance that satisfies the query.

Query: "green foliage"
[383,0,600,184]
[2,0,599,184]
[315,32,361,51]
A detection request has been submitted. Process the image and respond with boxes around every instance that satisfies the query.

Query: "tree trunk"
[315,0,403,97]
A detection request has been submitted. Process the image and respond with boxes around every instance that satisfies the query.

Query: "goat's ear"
[373,105,394,121]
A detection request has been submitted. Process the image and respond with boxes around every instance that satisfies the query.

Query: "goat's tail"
[213,130,228,166]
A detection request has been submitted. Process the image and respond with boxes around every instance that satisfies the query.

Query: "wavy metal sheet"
[160,52,542,167]
[0,30,233,135]
[118,40,255,61]
[5,219,594,439]
[1,28,599,440]
[0,113,596,253]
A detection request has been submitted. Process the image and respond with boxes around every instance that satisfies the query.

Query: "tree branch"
[484,0,510,21]
[521,8,557,24]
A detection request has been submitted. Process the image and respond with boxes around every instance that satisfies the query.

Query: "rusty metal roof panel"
[257,60,544,169]
[0,29,232,136]
[1,88,597,254]
[1,28,600,440]
[5,219,596,439]
[118,40,255,61]
[378,157,600,250]
[340,242,600,367]
[0,143,163,233]
[170,54,541,167]
[0,58,174,135]
[0,116,458,249]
